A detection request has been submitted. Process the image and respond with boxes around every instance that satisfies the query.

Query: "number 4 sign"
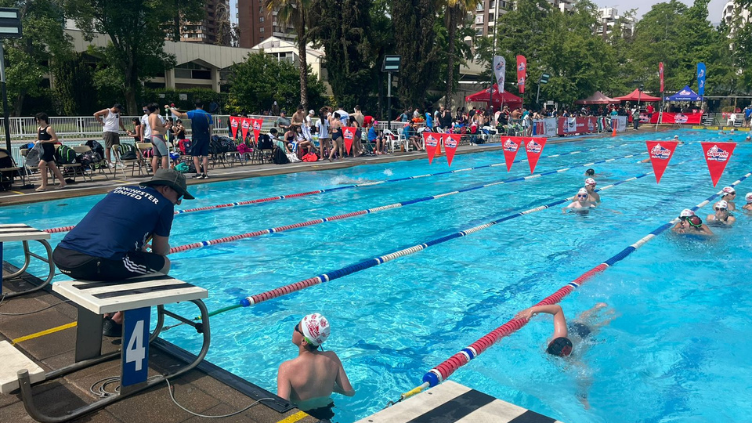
[121,307,150,387]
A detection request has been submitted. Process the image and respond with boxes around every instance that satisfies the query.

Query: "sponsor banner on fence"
[557,117,598,136]
[646,141,678,183]
[649,112,702,125]
[615,116,627,133]
[701,142,736,186]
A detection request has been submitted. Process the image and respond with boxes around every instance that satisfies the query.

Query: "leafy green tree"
[0,0,71,116]
[264,0,313,109]
[51,53,98,115]
[443,0,482,109]
[167,0,205,42]
[63,0,190,113]
[368,0,395,118]
[228,51,325,114]
[391,0,440,108]
[309,0,373,110]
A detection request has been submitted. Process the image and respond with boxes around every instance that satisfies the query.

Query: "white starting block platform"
[356,381,564,423]
[0,224,55,298]
[0,341,45,394]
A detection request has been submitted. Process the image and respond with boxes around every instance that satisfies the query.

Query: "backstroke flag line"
[251,118,263,141]
[697,63,706,96]
[424,132,441,164]
[443,134,460,167]
[501,136,522,171]
[525,137,547,174]
[646,141,677,183]
[516,56,526,94]
[343,127,356,154]
[701,142,735,187]
[241,118,251,141]
[230,116,240,139]
[494,56,506,93]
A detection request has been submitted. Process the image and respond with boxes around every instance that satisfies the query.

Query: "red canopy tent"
[614,89,662,102]
[575,91,618,105]
[465,84,523,109]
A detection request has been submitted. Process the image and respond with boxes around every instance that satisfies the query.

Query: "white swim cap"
[300,313,330,347]
[680,209,695,217]
[722,186,736,195]
[577,188,588,195]
[585,178,596,186]
[746,193,752,202]
[714,200,728,210]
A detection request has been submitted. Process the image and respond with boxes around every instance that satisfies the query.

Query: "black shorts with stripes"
[53,246,166,282]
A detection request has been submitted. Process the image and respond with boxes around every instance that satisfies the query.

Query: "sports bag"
[55,145,77,165]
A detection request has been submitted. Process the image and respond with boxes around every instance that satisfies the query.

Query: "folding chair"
[112,144,144,179]
[136,142,154,175]
[0,148,28,190]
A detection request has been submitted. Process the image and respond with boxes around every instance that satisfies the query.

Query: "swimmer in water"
[720,186,737,211]
[707,200,735,226]
[584,168,595,177]
[563,188,596,213]
[516,302,616,409]
[277,314,355,421]
[672,212,714,236]
[745,135,751,142]
[743,193,752,211]
[584,178,600,203]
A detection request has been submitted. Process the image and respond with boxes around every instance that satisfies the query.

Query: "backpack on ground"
[120,143,138,160]
[55,145,77,165]
[272,146,290,164]
[85,140,105,157]
[257,134,274,150]
[219,136,236,152]
[209,135,224,155]
[178,139,192,155]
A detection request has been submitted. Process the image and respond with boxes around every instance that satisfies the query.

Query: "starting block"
[0,224,55,298]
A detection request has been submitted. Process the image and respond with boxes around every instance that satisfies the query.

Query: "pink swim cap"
[585,178,596,186]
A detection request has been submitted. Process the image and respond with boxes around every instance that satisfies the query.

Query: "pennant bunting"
[241,118,251,141]
[701,142,735,187]
[645,141,678,183]
[230,116,240,139]
[443,133,460,167]
[251,118,263,142]
[343,126,356,154]
[501,136,522,171]
[524,137,547,174]
[423,132,441,164]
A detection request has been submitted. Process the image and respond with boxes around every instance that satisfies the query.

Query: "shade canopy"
[575,91,618,105]
[614,89,662,102]
[665,86,702,102]
[465,84,523,109]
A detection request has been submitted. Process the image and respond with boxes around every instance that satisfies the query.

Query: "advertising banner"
[230,116,240,139]
[251,118,263,141]
[646,141,678,183]
[343,127,356,154]
[697,63,706,96]
[501,136,523,171]
[649,113,702,125]
[423,132,441,164]
[516,55,526,94]
[493,56,506,93]
[701,142,736,186]
[659,62,664,93]
[443,133,460,167]
[557,117,598,136]
[241,118,251,141]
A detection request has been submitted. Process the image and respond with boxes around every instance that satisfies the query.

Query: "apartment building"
[237,0,296,48]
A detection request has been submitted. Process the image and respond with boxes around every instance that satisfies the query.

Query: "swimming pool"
[3,129,752,423]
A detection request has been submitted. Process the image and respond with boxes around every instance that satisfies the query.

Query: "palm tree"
[445,0,483,110]
[264,0,312,110]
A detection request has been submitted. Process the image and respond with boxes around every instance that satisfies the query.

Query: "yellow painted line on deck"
[10,190,24,195]
[11,321,77,345]
[115,180,129,183]
[276,410,310,423]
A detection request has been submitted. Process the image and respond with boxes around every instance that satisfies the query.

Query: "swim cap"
[300,313,330,347]
[673,135,679,139]
[722,187,736,195]
[577,188,588,195]
[585,168,595,176]
[715,200,728,210]
[585,178,596,186]
[546,337,573,357]
[746,192,752,202]
[679,209,695,218]
[688,216,703,227]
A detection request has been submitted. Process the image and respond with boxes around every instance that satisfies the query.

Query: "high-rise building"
[722,0,750,36]
[596,7,634,39]
[471,0,510,38]
[237,0,296,49]
[181,0,232,45]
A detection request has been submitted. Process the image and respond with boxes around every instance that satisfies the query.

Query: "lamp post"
[0,8,22,152]
[382,56,400,131]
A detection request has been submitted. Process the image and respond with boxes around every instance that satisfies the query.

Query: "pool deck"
[0,131,647,422]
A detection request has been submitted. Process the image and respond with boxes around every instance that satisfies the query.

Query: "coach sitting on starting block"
[52,168,194,336]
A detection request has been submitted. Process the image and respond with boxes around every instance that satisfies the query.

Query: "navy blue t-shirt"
[186,109,213,142]
[59,186,174,260]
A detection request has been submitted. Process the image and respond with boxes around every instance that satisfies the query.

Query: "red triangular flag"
[241,118,251,141]
[251,118,262,142]
[501,136,522,171]
[701,142,736,187]
[343,126,356,154]
[524,137,547,174]
[230,116,240,139]
[443,134,460,167]
[646,141,678,183]
[423,132,441,164]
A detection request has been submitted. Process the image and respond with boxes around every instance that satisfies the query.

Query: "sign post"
[536,73,549,106]
[0,8,22,152]
[382,56,400,131]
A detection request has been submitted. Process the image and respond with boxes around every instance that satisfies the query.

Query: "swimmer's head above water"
[547,337,573,357]
[585,168,595,176]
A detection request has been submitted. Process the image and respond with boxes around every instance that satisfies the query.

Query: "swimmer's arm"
[151,235,170,256]
[517,304,568,339]
[332,355,355,397]
[276,362,292,400]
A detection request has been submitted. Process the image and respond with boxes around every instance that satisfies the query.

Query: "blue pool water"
[3,130,752,423]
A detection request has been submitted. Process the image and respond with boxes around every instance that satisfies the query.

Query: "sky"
[228,0,729,26]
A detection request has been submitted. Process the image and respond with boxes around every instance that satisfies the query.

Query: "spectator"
[93,103,126,168]
[329,112,344,161]
[33,112,67,191]
[291,105,307,126]
[367,123,385,154]
[276,110,291,132]
[148,103,169,171]
[277,314,355,420]
[169,100,213,179]
[271,100,280,116]
[126,117,141,142]
[399,109,409,122]
[352,105,364,127]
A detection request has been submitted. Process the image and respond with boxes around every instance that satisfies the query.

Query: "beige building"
[181,0,232,45]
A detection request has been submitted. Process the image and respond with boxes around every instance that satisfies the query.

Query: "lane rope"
[396,169,752,402]
[167,151,641,255]
[41,143,632,234]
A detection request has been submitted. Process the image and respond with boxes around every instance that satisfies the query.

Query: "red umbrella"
[465,84,523,109]
[575,91,618,105]
[614,89,662,102]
